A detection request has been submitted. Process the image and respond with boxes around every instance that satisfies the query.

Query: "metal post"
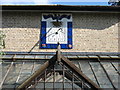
[57,42,61,62]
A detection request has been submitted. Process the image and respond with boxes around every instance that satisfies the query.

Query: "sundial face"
[40,13,72,49]
[46,20,67,44]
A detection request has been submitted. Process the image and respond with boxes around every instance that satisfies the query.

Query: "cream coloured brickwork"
[2,12,119,52]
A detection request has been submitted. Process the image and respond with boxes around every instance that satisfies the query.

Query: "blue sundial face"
[40,13,72,49]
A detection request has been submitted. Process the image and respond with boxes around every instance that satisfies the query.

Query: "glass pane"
[33,61,46,72]
[36,82,44,89]
[18,75,30,84]
[2,85,15,89]
[45,83,53,88]
[22,62,33,70]
[55,82,63,88]
[97,76,111,85]
[72,61,80,68]
[100,84,113,88]
[73,83,81,89]
[79,62,93,74]
[85,74,96,81]
[113,82,118,88]
[64,83,72,88]
[112,62,118,70]
[109,75,118,83]
[2,62,11,77]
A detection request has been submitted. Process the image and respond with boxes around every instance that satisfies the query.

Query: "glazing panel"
[73,83,81,89]
[109,75,118,83]
[10,67,21,74]
[55,82,63,88]
[112,62,118,70]
[2,62,11,77]
[18,75,30,84]
[4,75,18,84]
[90,62,101,68]
[36,82,44,88]
[102,62,116,70]
[72,61,80,68]
[97,76,111,85]
[84,74,96,81]
[106,70,117,75]
[22,62,33,69]
[100,84,113,88]
[2,84,15,89]
[21,69,32,74]
[90,62,106,77]
[33,64,42,72]
[45,83,53,88]
[33,61,46,72]
[79,62,93,74]
[113,82,118,88]
[64,83,72,88]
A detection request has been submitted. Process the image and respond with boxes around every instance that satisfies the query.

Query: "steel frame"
[17,44,101,90]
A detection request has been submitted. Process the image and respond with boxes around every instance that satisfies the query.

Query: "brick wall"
[2,12,119,52]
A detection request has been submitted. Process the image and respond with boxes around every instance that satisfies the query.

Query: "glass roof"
[1,51,120,89]
[1,57,119,89]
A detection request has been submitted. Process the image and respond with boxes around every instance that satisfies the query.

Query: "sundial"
[40,13,72,49]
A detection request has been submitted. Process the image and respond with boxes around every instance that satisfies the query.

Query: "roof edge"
[1,5,120,13]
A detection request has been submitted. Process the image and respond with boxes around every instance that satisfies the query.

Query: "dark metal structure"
[17,44,101,90]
